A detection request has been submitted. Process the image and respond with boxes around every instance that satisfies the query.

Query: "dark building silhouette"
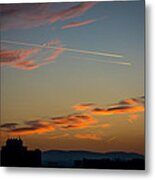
[1,138,41,167]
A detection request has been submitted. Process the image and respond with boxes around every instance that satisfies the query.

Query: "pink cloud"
[0,48,40,64]
[62,19,96,29]
[1,2,96,31]
[1,40,65,70]
[49,2,96,23]
[45,46,64,62]
[13,60,41,70]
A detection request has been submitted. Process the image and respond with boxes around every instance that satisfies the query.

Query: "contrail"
[70,56,131,66]
[1,39,123,58]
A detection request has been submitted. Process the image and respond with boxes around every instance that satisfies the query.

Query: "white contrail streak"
[70,56,131,66]
[1,39,123,58]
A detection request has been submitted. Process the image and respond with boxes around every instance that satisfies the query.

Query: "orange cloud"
[92,97,144,116]
[50,133,69,139]
[128,114,139,123]
[75,134,101,140]
[52,114,98,130]
[100,123,111,128]
[92,105,144,116]
[0,96,144,136]
[10,126,54,136]
[8,120,55,136]
[73,103,95,111]
[117,98,144,106]
[0,113,98,136]
[62,19,96,29]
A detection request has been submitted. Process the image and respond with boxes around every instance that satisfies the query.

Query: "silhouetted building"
[1,138,41,167]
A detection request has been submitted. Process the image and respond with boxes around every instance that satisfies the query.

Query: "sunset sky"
[0,0,145,154]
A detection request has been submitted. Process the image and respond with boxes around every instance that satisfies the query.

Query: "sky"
[0,0,145,154]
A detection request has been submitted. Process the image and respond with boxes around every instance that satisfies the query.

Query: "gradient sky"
[0,0,145,154]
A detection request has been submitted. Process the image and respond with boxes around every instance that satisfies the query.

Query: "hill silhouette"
[42,150,144,169]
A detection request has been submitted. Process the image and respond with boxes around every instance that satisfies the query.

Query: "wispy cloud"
[51,113,97,130]
[62,19,96,29]
[0,123,19,129]
[100,123,111,128]
[0,48,40,65]
[50,133,69,139]
[74,134,101,140]
[128,114,139,123]
[44,46,64,62]
[9,120,55,135]
[0,96,144,136]
[0,2,96,31]
[13,60,41,70]
[72,103,95,111]
[49,2,97,23]
[0,113,98,136]
[92,96,144,116]
[0,40,64,70]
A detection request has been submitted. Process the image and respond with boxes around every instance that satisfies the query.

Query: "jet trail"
[1,39,123,58]
[71,56,131,66]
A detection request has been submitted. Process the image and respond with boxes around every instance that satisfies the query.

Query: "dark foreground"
[0,138,145,170]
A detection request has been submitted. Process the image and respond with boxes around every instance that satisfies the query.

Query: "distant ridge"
[42,150,144,167]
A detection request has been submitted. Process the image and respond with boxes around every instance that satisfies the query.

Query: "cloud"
[0,40,64,70]
[128,114,139,123]
[0,4,50,30]
[13,60,41,70]
[74,134,101,140]
[50,133,69,139]
[44,45,64,62]
[51,113,98,130]
[72,103,95,111]
[117,97,144,106]
[0,96,144,136]
[49,2,96,23]
[62,19,96,29]
[9,120,55,136]
[0,113,98,136]
[0,48,40,64]
[92,105,144,116]
[88,123,111,129]
[1,2,96,31]
[0,123,19,129]
[100,123,111,128]
[92,97,144,116]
